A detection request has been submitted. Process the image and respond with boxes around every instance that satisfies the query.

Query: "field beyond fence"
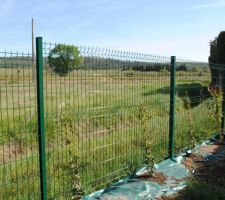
[0,38,225,199]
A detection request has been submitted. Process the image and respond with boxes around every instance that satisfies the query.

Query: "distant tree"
[48,44,83,76]
[177,64,188,71]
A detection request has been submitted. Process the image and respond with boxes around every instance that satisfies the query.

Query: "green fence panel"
[1,38,224,199]
[174,60,224,152]
[42,43,171,198]
[0,51,41,199]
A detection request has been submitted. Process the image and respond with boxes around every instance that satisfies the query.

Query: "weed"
[208,86,223,138]
[138,104,155,175]
[183,95,195,149]
[160,67,169,76]
[127,161,137,176]
[62,112,84,199]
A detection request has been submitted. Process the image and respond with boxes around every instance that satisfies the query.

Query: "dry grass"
[0,67,218,199]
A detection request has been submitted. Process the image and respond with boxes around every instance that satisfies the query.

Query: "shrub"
[138,104,155,175]
[191,67,201,73]
[62,113,84,199]
[48,44,83,76]
[207,86,223,138]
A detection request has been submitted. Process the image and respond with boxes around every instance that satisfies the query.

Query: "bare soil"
[101,195,129,200]
[0,142,34,163]
[137,172,167,185]
[183,153,203,170]
[157,194,185,200]
[198,144,225,155]
[157,142,225,200]
[0,142,23,162]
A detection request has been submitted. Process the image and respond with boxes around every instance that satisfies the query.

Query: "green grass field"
[0,67,220,199]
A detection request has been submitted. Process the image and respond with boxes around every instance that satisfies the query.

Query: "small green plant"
[127,161,137,177]
[183,95,195,149]
[160,67,169,76]
[145,140,155,175]
[208,86,223,139]
[138,104,155,175]
[62,113,84,200]
[198,70,203,76]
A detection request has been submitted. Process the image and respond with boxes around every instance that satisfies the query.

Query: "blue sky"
[0,0,225,61]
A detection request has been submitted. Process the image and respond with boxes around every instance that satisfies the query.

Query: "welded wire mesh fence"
[174,61,224,152]
[42,42,171,198]
[0,51,40,199]
[1,38,225,199]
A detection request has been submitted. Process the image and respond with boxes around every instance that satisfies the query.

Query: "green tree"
[209,31,225,85]
[209,37,217,64]
[48,44,83,76]
[177,64,188,71]
[217,31,225,64]
[209,31,225,65]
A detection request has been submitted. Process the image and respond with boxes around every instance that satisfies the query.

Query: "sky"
[0,0,225,61]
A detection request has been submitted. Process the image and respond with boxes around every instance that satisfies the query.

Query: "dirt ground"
[137,172,167,185]
[157,141,225,200]
[0,142,25,163]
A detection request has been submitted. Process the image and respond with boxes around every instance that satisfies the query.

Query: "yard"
[0,61,220,199]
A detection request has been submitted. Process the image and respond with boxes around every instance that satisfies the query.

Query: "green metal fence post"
[221,70,225,136]
[36,37,48,200]
[169,56,176,159]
